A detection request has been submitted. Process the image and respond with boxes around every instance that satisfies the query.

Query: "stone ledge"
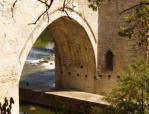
[19,87,110,113]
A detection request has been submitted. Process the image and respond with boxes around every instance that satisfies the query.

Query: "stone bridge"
[0,0,142,113]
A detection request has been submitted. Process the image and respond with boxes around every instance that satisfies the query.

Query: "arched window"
[105,50,113,71]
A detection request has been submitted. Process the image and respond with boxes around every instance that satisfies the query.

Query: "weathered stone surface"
[0,0,142,113]
[96,0,143,93]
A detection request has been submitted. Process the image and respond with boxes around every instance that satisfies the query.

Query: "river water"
[20,47,55,87]
[20,47,57,114]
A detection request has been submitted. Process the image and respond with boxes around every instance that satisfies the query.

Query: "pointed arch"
[19,16,97,93]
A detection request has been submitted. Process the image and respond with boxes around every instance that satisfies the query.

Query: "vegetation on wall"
[89,0,149,61]
[105,59,149,114]
[88,0,103,11]
[118,0,149,63]
[92,59,149,114]
[89,0,149,114]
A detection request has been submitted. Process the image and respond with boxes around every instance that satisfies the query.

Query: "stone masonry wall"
[0,0,98,114]
[0,0,143,113]
[96,0,144,93]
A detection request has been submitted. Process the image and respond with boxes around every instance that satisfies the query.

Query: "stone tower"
[96,0,144,93]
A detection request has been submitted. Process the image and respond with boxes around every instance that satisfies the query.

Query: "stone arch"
[19,8,97,64]
[19,11,97,92]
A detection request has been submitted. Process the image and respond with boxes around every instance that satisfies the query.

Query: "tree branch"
[61,0,71,19]
[37,0,49,7]
[11,0,19,18]
[62,0,66,11]
[28,0,53,25]
[45,0,50,23]
[11,0,72,25]
[119,1,149,14]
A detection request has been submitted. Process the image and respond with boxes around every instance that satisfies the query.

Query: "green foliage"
[119,1,149,47]
[88,0,149,47]
[34,28,54,48]
[91,106,113,114]
[105,59,149,114]
[91,106,105,114]
[88,0,103,11]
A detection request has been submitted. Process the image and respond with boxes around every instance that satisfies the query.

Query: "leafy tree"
[88,0,103,11]
[105,59,149,114]
[118,0,149,63]
[91,106,105,114]
[91,106,112,114]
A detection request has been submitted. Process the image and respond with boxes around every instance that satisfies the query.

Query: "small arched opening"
[105,50,114,71]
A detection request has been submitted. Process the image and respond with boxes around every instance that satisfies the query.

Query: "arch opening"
[20,16,96,93]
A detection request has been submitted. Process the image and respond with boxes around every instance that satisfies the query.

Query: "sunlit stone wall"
[0,0,98,114]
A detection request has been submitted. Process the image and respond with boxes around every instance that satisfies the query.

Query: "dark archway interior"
[48,16,96,92]
[21,16,96,93]
[105,50,113,71]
